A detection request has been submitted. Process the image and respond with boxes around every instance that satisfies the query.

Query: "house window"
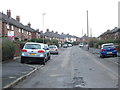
[22,29,24,33]
[19,29,21,32]
[29,32,31,35]
[11,25,14,30]
[6,24,9,29]
[27,31,29,35]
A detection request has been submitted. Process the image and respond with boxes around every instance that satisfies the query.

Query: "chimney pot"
[46,29,49,32]
[16,16,20,22]
[28,22,31,27]
[7,10,11,18]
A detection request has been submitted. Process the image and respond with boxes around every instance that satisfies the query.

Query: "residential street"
[14,46,118,88]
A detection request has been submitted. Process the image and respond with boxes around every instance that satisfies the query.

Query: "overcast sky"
[0,0,119,37]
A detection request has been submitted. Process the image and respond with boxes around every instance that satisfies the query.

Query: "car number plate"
[29,53,36,55]
[107,52,112,54]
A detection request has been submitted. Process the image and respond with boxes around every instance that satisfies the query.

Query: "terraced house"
[0,10,40,40]
[98,27,120,40]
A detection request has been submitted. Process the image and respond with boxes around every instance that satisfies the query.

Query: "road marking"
[9,77,16,79]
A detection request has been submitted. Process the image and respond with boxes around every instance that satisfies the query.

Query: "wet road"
[14,46,118,88]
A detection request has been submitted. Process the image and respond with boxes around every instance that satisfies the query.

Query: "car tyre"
[114,54,117,57]
[21,59,25,63]
[100,55,104,58]
[48,56,51,60]
[42,58,46,65]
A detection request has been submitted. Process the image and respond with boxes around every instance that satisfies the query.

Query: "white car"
[79,43,84,48]
[21,42,50,65]
[49,45,59,54]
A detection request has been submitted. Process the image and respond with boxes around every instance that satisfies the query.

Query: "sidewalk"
[2,57,36,89]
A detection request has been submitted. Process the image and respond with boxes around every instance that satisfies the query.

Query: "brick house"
[98,27,120,40]
[0,10,38,40]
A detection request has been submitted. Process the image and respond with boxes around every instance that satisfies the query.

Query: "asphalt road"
[14,46,118,88]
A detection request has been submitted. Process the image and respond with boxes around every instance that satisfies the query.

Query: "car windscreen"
[25,44,41,49]
[103,45,114,48]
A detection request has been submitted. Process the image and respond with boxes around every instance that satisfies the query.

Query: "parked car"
[49,45,59,54]
[21,42,49,65]
[63,44,68,48]
[79,43,84,48]
[100,43,117,58]
[68,44,72,47]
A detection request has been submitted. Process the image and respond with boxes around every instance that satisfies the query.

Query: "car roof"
[25,42,44,45]
[101,43,114,47]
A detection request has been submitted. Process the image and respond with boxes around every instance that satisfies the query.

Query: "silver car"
[49,45,59,54]
[21,42,48,65]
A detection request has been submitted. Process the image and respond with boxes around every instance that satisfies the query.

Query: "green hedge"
[29,38,59,47]
[2,37,15,61]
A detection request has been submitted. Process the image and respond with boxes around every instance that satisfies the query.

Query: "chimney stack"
[40,31,43,33]
[16,16,20,22]
[51,30,54,33]
[46,29,49,32]
[36,29,39,32]
[7,10,11,18]
[28,22,31,27]
[56,31,58,34]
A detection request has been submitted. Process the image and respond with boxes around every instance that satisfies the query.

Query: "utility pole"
[42,13,46,44]
[82,29,83,37]
[87,10,89,50]
[90,28,92,37]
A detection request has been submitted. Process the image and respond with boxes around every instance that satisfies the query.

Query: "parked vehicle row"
[21,42,59,65]
[63,44,72,48]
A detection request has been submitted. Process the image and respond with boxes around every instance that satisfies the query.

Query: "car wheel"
[100,55,104,58]
[42,58,46,65]
[48,56,51,60]
[21,59,25,63]
[114,54,117,57]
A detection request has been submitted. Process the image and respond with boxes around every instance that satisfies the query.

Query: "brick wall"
[14,27,21,40]
[32,32,36,39]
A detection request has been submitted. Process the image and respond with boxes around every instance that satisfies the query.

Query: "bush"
[29,38,59,47]
[2,37,15,61]
[116,44,120,53]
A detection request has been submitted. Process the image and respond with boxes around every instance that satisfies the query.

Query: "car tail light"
[22,49,27,52]
[38,50,44,53]
[114,48,117,50]
[56,49,58,51]
[101,49,105,51]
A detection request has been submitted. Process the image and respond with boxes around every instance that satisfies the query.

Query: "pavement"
[1,56,43,89]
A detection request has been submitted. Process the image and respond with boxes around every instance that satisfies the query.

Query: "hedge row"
[90,39,120,53]
[2,37,15,61]
[28,38,59,47]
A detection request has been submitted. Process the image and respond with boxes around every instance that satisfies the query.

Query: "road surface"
[14,46,118,88]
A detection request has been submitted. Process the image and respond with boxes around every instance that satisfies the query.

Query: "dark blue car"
[100,43,117,58]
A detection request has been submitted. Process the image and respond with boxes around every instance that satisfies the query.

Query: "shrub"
[2,37,15,61]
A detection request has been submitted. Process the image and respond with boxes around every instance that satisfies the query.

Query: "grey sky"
[0,0,119,37]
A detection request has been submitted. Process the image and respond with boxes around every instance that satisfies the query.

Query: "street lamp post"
[42,13,46,44]
[87,10,89,50]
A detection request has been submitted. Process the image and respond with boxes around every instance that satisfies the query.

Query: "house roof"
[0,12,36,32]
[98,27,120,38]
